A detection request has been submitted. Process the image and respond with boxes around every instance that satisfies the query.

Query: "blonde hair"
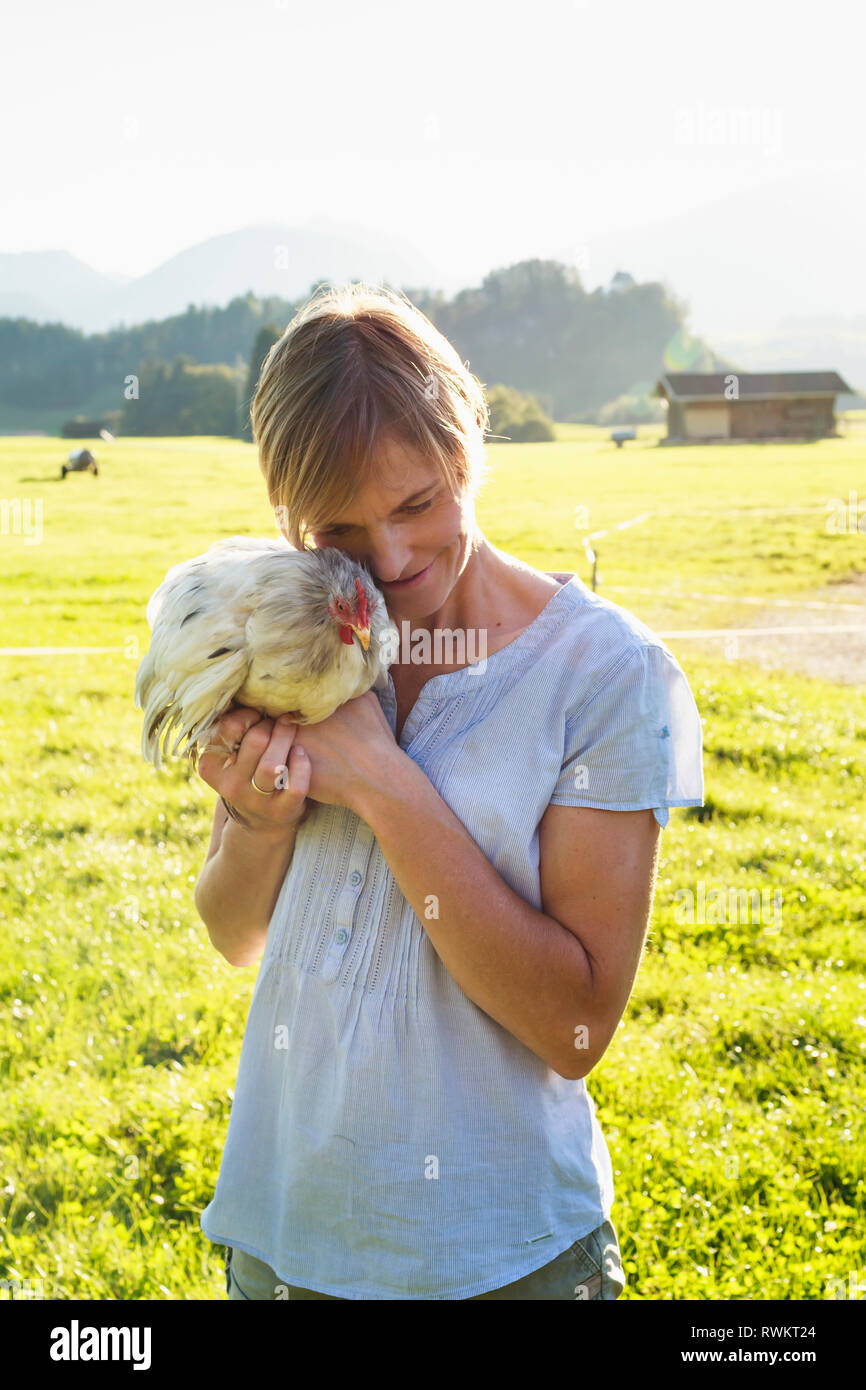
[251,281,491,549]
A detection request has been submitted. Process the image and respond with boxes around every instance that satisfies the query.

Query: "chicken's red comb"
[355,576,370,627]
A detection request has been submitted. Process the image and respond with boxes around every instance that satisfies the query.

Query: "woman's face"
[308,436,476,617]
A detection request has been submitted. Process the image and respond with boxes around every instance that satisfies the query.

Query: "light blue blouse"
[200,571,704,1299]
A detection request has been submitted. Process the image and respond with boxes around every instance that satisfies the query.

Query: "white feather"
[134,536,399,769]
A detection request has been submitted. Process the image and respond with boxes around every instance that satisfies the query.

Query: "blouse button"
[349,870,362,886]
[335,928,349,944]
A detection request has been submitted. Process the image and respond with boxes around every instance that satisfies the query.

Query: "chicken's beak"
[352,624,371,652]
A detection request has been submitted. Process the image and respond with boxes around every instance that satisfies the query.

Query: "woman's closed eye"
[323,498,433,537]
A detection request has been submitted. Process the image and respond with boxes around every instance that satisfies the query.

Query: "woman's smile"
[374,555,436,590]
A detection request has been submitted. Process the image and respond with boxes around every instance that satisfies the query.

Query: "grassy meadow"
[1,428,865,1300]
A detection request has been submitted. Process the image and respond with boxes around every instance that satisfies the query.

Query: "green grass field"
[1,431,865,1300]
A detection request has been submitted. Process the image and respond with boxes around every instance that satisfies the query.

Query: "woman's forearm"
[352,750,594,1079]
[194,817,298,966]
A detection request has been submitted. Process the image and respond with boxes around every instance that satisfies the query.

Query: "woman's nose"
[366,545,415,585]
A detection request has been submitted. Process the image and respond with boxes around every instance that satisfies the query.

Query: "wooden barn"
[655,370,852,443]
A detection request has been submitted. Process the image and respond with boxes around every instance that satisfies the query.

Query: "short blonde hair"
[251,281,491,549]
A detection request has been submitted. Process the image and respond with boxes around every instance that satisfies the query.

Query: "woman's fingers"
[198,707,260,784]
[204,716,311,827]
[198,706,264,766]
[238,718,298,791]
[214,705,264,753]
[265,737,312,807]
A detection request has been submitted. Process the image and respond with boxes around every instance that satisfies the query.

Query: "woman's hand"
[281,688,402,815]
[197,706,313,835]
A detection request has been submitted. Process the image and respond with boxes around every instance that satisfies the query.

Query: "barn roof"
[656,370,852,400]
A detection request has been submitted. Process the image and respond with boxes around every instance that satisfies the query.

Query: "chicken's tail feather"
[136,648,250,770]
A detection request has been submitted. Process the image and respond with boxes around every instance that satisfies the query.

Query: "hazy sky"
[2,0,863,286]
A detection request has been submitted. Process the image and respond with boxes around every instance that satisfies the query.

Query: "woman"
[194,283,704,1300]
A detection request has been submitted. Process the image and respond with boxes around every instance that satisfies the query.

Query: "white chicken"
[134,536,399,771]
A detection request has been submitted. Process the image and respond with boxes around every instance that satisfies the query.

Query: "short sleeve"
[548,642,704,827]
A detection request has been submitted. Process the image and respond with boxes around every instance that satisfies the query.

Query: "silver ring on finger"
[250,772,275,795]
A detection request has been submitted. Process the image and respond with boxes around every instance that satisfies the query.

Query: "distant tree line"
[0,259,728,436]
[402,262,713,421]
[485,384,556,441]
[120,357,247,436]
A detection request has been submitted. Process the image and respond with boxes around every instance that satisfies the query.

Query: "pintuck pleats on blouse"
[200,572,704,1299]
